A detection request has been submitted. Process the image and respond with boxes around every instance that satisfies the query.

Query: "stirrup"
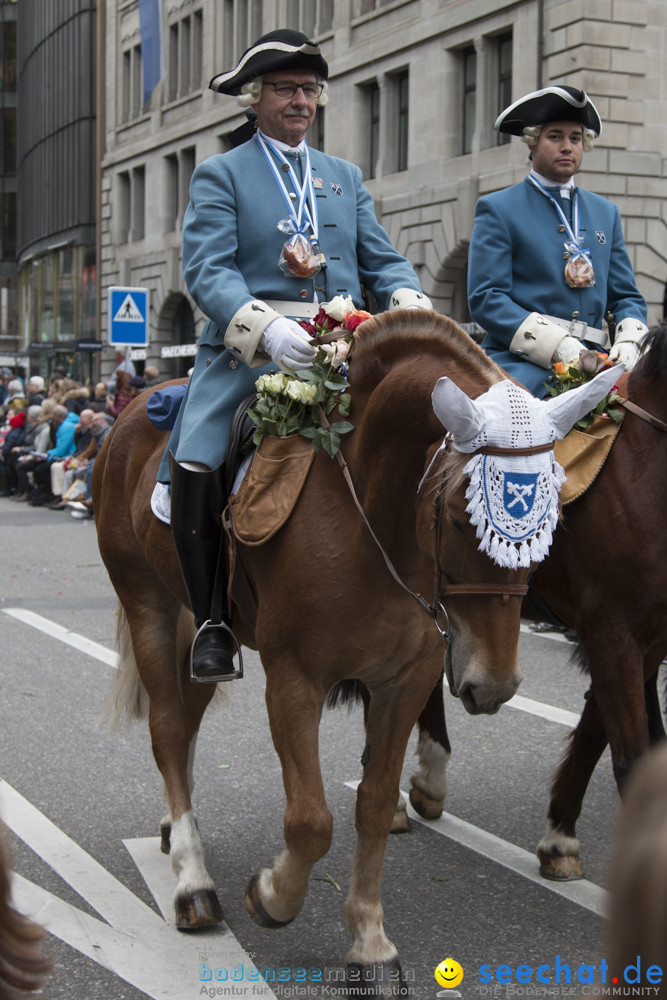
[189,620,244,684]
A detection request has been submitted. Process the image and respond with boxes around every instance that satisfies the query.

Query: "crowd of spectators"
[0,357,162,520]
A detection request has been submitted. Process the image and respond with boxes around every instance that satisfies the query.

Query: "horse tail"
[98,604,149,729]
[325,678,368,711]
[0,824,52,998]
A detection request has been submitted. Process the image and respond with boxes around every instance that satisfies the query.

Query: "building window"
[117,171,131,243]
[0,190,15,258]
[367,81,380,179]
[165,147,195,232]
[1,105,16,173]
[168,8,203,102]
[223,0,263,66]
[396,70,409,172]
[0,19,17,91]
[132,166,146,240]
[496,32,512,146]
[122,43,143,120]
[462,45,476,155]
[287,0,333,34]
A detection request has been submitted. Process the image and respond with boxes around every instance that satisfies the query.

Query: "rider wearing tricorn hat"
[159,29,431,683]
[467,85,648,397]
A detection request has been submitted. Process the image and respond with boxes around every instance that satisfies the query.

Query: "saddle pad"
[229,434,315,546]
[554,415,620,506]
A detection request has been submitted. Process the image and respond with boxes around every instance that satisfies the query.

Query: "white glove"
[263,318,316,370]
[608,340,640,370]
[552,336,582,365]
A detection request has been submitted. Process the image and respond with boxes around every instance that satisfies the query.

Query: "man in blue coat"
[468,86,648,397]
[162,29,431,682]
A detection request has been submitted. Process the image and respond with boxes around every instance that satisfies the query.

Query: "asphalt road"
[0,497,628,1000]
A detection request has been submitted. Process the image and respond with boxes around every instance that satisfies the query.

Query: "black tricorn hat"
[210,29,328,95]
[494,86,602,137]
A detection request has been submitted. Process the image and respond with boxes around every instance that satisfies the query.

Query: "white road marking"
[0,780,277,1000]
[345,780,609,919]
[2,607,118,668]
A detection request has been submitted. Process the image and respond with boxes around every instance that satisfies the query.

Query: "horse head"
[429,364,621,715]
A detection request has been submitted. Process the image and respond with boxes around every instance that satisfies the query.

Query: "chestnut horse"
[92,311,615,991]
[405,324,667,880]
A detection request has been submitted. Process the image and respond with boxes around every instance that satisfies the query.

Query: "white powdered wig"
[521,124,595,152]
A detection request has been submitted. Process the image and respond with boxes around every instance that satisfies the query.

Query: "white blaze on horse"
[92,311,617,995]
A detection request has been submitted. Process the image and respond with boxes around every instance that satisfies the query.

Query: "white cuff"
[614,318,649,345]
[389,288,433,310]
[225,300,282,368]
[509,312,569,369]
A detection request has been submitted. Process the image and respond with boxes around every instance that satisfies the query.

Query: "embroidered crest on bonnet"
[455,381,564,570]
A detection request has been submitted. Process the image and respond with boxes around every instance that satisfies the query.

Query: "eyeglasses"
[263,81,323,100]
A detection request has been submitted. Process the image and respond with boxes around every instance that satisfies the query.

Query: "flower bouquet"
[248,296,371,457]
[545,349,624,430]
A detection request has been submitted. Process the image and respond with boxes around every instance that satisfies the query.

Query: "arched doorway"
[156,292,197,379]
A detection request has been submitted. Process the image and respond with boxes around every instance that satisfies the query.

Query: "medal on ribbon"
[258,133,325,279]
[530,175,596,289]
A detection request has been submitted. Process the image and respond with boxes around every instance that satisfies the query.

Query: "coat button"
[229,359,239,370]
[299,289,308,298]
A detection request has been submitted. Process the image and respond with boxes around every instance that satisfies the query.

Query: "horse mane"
[633,322,667,380]
[351,309,503,391]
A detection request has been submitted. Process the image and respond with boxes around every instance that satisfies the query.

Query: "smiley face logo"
[435,958,464,989]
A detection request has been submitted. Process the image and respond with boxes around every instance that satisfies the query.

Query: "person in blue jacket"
[161,29,432,682]
[468,85,648,397]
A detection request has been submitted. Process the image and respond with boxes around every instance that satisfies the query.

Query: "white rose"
[264,372,289,395]
[286,381,318,405]
[321,338,351,369]
[324,295,354,322]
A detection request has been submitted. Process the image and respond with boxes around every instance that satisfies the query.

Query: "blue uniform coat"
[468,177,647,396]
[159,135,425,480]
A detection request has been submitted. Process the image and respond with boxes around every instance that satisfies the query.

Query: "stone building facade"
[99,0,666,381]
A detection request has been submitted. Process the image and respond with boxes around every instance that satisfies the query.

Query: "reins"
[617,397,667,433]
[320,406,532,640]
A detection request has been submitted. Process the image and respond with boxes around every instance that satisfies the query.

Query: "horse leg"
[124,599,223,927]
[409,670,450,821]
[346,680,437,997]
[245,668,333,928]
[537,692,608,880]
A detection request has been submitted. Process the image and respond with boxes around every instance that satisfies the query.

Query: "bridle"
[326,411,550,640]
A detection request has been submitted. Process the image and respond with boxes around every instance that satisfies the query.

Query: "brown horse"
[0,823,51,1000]
[405,323,667,879]
[92,310,615,992]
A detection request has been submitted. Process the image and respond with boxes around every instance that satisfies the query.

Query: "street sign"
[108,286,150,347]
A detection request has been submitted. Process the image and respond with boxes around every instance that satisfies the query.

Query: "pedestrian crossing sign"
[108,286,150,346]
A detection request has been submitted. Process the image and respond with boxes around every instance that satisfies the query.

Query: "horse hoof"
[245,874,295,929]
[390,809,411,834]
[409,786,445,821]
[538,853,584,881]
[347,960,410,998]
[175,889,224,929]
[160,822,171,854]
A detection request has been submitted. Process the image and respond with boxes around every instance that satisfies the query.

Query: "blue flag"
[138,0,162,105]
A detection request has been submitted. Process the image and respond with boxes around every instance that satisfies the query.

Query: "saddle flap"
[554,415,620,506]
[229,434,316,546]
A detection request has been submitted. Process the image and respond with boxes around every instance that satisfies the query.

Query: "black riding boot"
[169,454,242,683]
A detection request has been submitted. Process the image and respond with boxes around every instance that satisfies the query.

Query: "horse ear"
[432,376,485,442]
[542,364,624,439]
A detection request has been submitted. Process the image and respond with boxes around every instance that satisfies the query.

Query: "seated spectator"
[48,412,112,509]
[0,411,26,496]
[4,404,41,498]
[26,376,46,407]
[12,402,57,502]
[26,405,79,506]
[46,409,95,508]
[1,379,27,420]
[89,382,109,413]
